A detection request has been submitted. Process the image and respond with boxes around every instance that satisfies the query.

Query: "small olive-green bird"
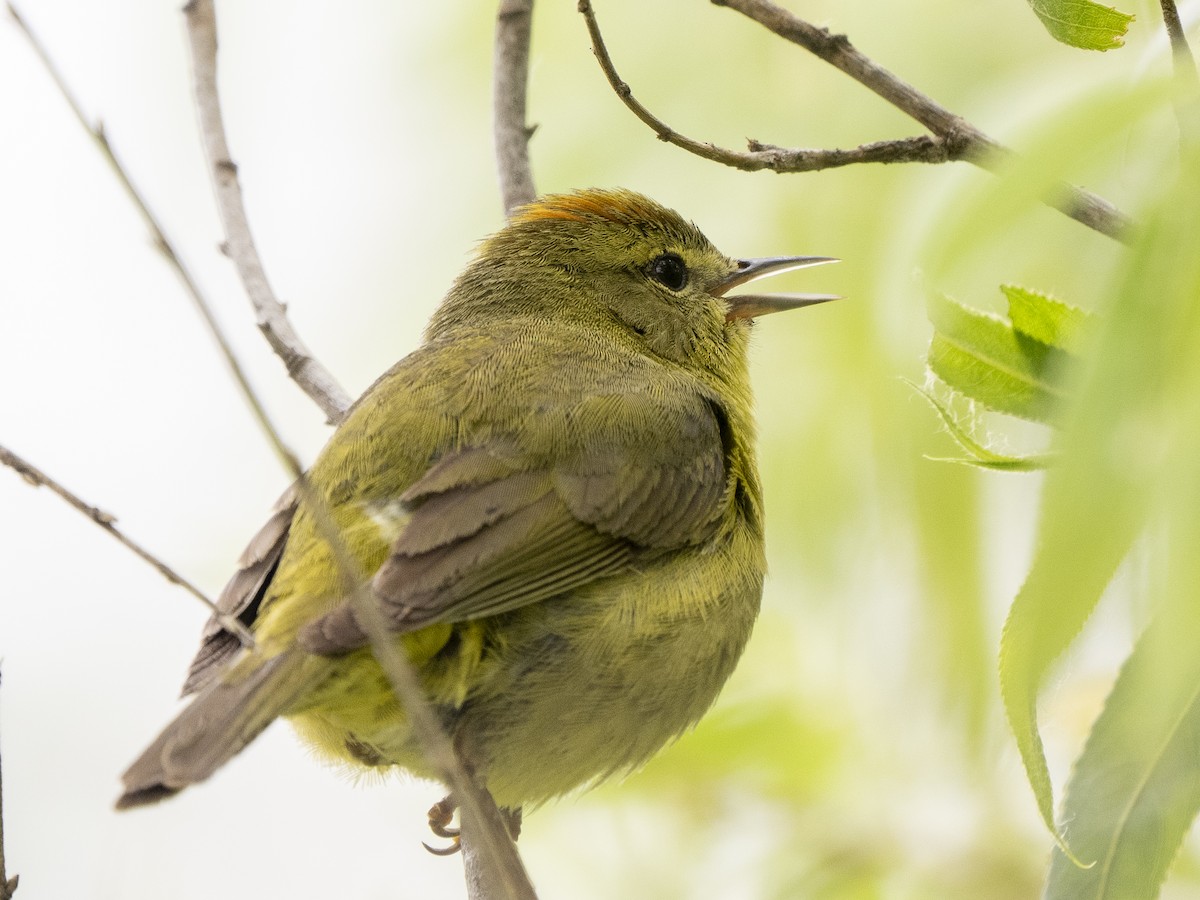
[117,188,835,830]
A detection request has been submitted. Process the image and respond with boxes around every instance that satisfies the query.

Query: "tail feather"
[116,648,316,809]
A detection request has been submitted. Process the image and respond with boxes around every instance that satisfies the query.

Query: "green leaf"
[1002,285,1097,355]
[1046,606,1200,899]
[1027,0,1134,51]
[927,292,1069,423]
[909,381,1053,470]
[1000,517,1135,862]
[1002,135,1200,880]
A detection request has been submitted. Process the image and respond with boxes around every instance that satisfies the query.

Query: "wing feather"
[182,484,298,695]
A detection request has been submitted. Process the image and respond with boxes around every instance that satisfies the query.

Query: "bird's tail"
[116,648,318,809]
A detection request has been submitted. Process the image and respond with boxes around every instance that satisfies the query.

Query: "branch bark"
[1159,0,1200,148]
[577,0,1131,242]
[182,0,351,423]
[494,0,538,216]
[709,0,1133,241]
[0,444,255,648]
[1160,0,1198,74]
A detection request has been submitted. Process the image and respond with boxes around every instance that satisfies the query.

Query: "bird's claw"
[422,837,462,856]
[424,795,462,856]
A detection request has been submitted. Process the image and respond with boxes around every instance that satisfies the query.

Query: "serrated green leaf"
[1027,0,1134,51]
[927,292,1069,423]
[1002,285,1097,355]
[909,381,1052,470]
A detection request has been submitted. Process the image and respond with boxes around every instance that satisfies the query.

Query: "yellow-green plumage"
[117,188,830,815]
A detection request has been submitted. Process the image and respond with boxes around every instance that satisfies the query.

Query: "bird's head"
[429,188,837,372]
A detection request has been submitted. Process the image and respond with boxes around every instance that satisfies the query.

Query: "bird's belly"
[288,528,765,809]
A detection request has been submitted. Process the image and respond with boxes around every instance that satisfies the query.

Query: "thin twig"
[494,0,538,216]
[1160,0,1198,73]
[7,0,326,526]
[1159,0,1200,147]
[181,3,533,895]
[6,2,199,290]
[0,443,256,648]
[6,0,333,457]
[706,0,1134,241]
[579,4,965,171]
[0,671,17,900]
[181,0,351,424]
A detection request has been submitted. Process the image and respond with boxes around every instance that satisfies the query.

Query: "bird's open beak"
[714,256,840,322]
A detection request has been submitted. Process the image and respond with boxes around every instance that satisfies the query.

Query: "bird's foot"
[423,794,461,855]
[421,795,523,856]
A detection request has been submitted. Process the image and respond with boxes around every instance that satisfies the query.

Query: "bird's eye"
[646,253,688,292]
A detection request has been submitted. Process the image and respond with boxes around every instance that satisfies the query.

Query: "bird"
[116,188,836,845]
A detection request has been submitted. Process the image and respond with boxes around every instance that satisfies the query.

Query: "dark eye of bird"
[646,253,688,292]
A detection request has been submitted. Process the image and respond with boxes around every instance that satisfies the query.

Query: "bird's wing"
[298,391,731,655]
[181,484,298,695]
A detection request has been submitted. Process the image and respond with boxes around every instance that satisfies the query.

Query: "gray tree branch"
[0,444,255,647]
[577,0,1132,242]
[710,0,1133,241]
[182,0,352,424]
[1159,0,1200,148]
[494,0,538,216]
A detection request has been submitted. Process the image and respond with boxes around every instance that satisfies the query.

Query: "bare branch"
[1159,0,1200,148]
[579,4,964,171]
[707,0,1134,241]
[0,443,256,649]
[577,0,1131,241]
[8,0,328,498]
[494,0,538,216]
[744,136,965,170]
[1160,0,1198,75]
[181,0,351,424]
[0,671,17,900]
[6,2,203,291]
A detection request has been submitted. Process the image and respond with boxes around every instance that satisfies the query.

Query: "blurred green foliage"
[489,1,1200,898]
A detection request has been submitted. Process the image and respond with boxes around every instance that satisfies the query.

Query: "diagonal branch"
[0,443,255,648]
[576,0,1132,242]
[6,1,322,464]
[493,0,538,216]
[182,0,351,424]
[708,0,1133,241]
[580,3,967,171]
[1159,0,1200,148]
[1160,0,1198,76]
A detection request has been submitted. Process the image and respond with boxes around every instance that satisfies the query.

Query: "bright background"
[0,1,1189,897]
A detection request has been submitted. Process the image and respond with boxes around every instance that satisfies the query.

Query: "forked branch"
[578,0,1133,242]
